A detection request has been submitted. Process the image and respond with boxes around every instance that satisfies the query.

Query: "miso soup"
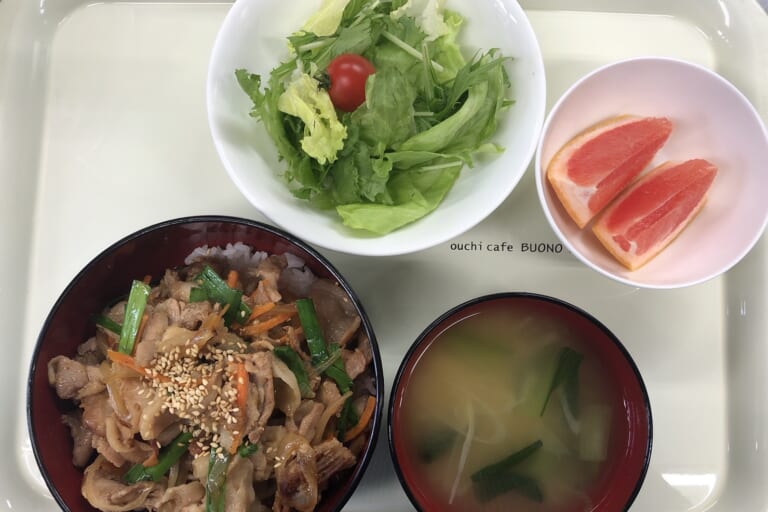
[390,295,650,512]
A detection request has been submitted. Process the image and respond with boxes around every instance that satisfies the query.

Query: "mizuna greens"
[236,0,512,234]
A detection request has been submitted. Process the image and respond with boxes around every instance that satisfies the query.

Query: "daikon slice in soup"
[390,294,651,512]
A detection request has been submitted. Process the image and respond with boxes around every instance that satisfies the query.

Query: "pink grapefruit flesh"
[592,159,718,270]
[547,115,673,228]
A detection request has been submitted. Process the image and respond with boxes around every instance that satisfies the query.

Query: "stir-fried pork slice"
[157,481,205,512]
[156,325,199,354]
[357,332,374,365]
[317,381,342,408]
[225,455,257,512]
[176,503,205,512]
[252,426,287,481]
[134,306,169,366]
[244,351,276,444]
[62,411,94,468]
[191,453,209,482]
[273,433,319,512]
[48,356,104,400]
[277,265,317,302]
[137,296,212,365]
[105,301,127,325]
[80,392,127,466]
[159,298,214,331]
[276,325,307,360]
[179,301,214,330]
[272,356,301,418]
[48,356,88,400]
[105,414,153,464]
[309,279,361,346]
[293,401,325,441]
[81,455,163,512]
[179,505,206,512]
[312,388,351,444]
[110,374,153,431]
[81,392,112,437]
[251,501,272,512]
[156,422,183,447]
[251,255,286,305]
[132,385,178,441]
[77,335,108,366]
[315,438,357,484]
[92,435,126,468]
[342,349,367,381]
[161,269,194,302]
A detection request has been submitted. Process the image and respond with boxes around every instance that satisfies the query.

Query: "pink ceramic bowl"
[536,57,768,289]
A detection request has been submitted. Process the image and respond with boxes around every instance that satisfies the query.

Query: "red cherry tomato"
[327,53,375,112]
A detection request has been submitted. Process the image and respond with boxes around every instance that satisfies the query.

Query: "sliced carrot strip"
[230,362,249,454]
[134,313,150,351]
[108,350,151,378]
[226,269,239,289]
[142,444,160,467]
[344,396,377,442]
[188,305,229,351]
[247,302,276,322]
[107,350,169,383]
[242,312,295,336]
[235,362,249,410]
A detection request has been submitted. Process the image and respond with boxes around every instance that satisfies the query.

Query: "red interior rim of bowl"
[26,215,384,512]
[388,292,652,512]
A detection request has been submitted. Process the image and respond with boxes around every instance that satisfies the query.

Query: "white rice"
[184,242,269,268]
[184,242,316,295]
[284,252,306,269]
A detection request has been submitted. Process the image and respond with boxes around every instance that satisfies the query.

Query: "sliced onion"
[449,401,475,505]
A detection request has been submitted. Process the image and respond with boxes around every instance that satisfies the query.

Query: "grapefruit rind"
[592,159,718,270]
[546,115,672,228]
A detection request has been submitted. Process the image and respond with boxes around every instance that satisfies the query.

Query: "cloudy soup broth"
[395,303,621,511]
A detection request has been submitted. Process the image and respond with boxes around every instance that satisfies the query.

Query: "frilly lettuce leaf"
[303,0,353,36]
[277,73,347,164]
[391,0,449,41]
[336,162,462,234]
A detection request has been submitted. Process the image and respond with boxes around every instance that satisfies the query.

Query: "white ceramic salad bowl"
[206,0,546,256]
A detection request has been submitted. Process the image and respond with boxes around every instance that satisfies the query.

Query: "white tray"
[1,0,767,510]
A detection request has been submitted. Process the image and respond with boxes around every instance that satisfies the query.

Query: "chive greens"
[296,297,356,439]
[238,442,259,458]
[206,450,230,512]
[470,439,544,504]
[118,280,151,354]
[296,298,353,393]
[273,345,313,398]
[418,427,457,463]
[474,471,544,503]
[540,347,584,417]
[192,265,252,326]
[470,440,543,483]
[95,314,122,335]
[123,432,193,484]
[337,397,359,442]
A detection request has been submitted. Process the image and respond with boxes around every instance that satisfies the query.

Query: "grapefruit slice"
[592,159,718,270]
[546,115,673,228]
